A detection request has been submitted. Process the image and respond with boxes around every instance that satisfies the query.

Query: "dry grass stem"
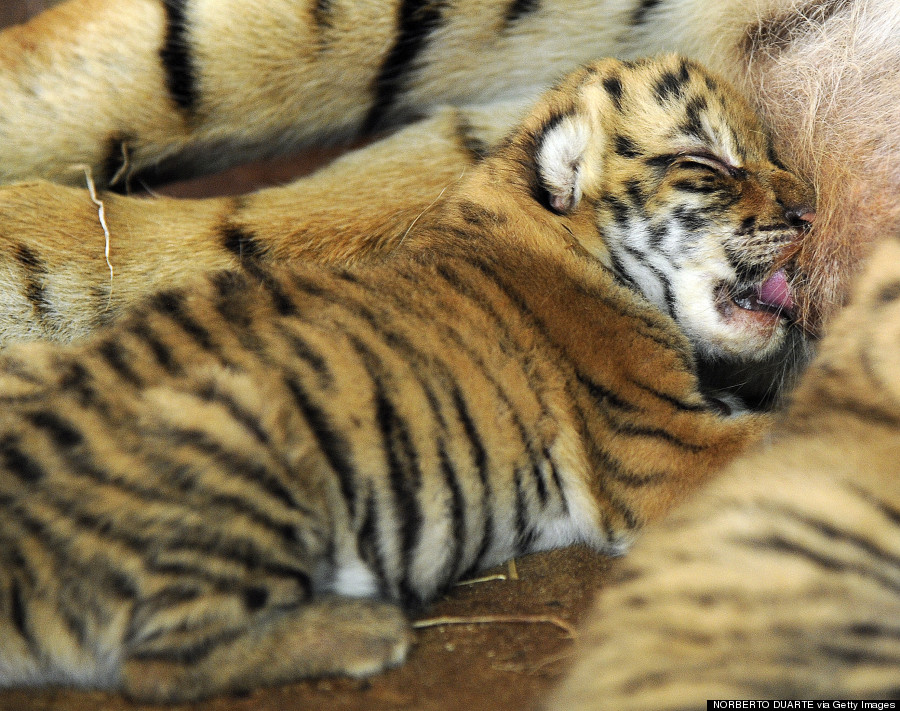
[79,166,114,303]
[413,615,576,638]
[455,573,508,586]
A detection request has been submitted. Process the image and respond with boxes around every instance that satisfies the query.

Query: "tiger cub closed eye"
[0,56,811,702]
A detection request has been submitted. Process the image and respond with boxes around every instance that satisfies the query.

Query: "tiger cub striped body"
[0,56,809,701]
[548,234,900,708]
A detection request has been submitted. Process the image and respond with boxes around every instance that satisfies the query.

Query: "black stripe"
[564,394,640,533]
[280,330,334,388]
[297,270,536,592]
[149,290,218,354]
[7,497,140,602]
[95,338,144,388]
[16,245,51,323]
[541,450,568,513]
[129,626,245,665]
[531,461,549,508]
[624,179,648,210]
[817,643,900,666]
[0,358,45,387]
[357,489,391,598]
[58,361,103,410]
[160,0,198,112]
[513,468,538,551]
[159,425,303,514]
[208,271,271,361]
[362,0,447,133]
[672,204,708,232]
[454,112,491,162]
[875,281,900,306]
[450,385,494,574]
[284,376,358,519]
[619,244,677,318]
[630,0,662,25]
[645,152,679,171]
[594,444,665,489]
[10,578,37,652]
[25,416,308,575]
[671,178,721,195]
[28,410,84,448]
[602,193,631,227]
[846,622,900,639]
[755,502,900,580]
[847,483,900,527]
[653,62,691,104]
[379,389,423,605]
[603,76,624,111]
[312,0,334,31]
[196,383,270,445]
[612,422,704,452]
[0,436,47,483]
[126,320,184,377]
[344,332,424,605]
[502,0,540,28]
[222,224,266,260]
[741,534,900,595]
[679,95,708,141]
[437,441,467,582]
[576,373,639,413]
[613,134,641,158]
[396,264,553,519]
[457,201,506,229]
[241,261,298,317]
[431,259,679,521]
[628,378,709,412]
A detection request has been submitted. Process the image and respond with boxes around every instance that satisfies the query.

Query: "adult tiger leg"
[0,0,624,188]
[0,0,401,187]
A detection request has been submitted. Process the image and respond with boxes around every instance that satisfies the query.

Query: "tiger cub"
[547,234,900,708]
[0,56,811,702]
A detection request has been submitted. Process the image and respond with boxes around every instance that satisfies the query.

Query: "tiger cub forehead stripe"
[653,60,692,104]
[603,76,624,111]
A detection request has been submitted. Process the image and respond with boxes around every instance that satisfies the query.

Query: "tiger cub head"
[495,55,815,385]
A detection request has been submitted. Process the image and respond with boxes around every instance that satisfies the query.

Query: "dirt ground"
[0,548,613,711]
[0,8,618,711]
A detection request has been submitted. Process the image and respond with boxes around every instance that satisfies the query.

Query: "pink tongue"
[757,269,793,311]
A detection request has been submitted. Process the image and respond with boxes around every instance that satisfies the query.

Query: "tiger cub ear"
[536,113,604,215]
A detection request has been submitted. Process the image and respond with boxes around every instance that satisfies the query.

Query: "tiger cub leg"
[122,597,411,703]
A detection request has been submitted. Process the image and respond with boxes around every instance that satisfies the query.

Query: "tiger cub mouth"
[715,269,795,327]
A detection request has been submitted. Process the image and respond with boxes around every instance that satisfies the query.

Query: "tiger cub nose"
[784,206,815,228]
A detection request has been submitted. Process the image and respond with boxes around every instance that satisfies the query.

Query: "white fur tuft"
[537,116,592,213]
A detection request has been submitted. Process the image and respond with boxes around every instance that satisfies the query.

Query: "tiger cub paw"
[121,597,412,703]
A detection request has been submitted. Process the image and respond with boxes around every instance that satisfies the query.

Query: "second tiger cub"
[0,56,813,702]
